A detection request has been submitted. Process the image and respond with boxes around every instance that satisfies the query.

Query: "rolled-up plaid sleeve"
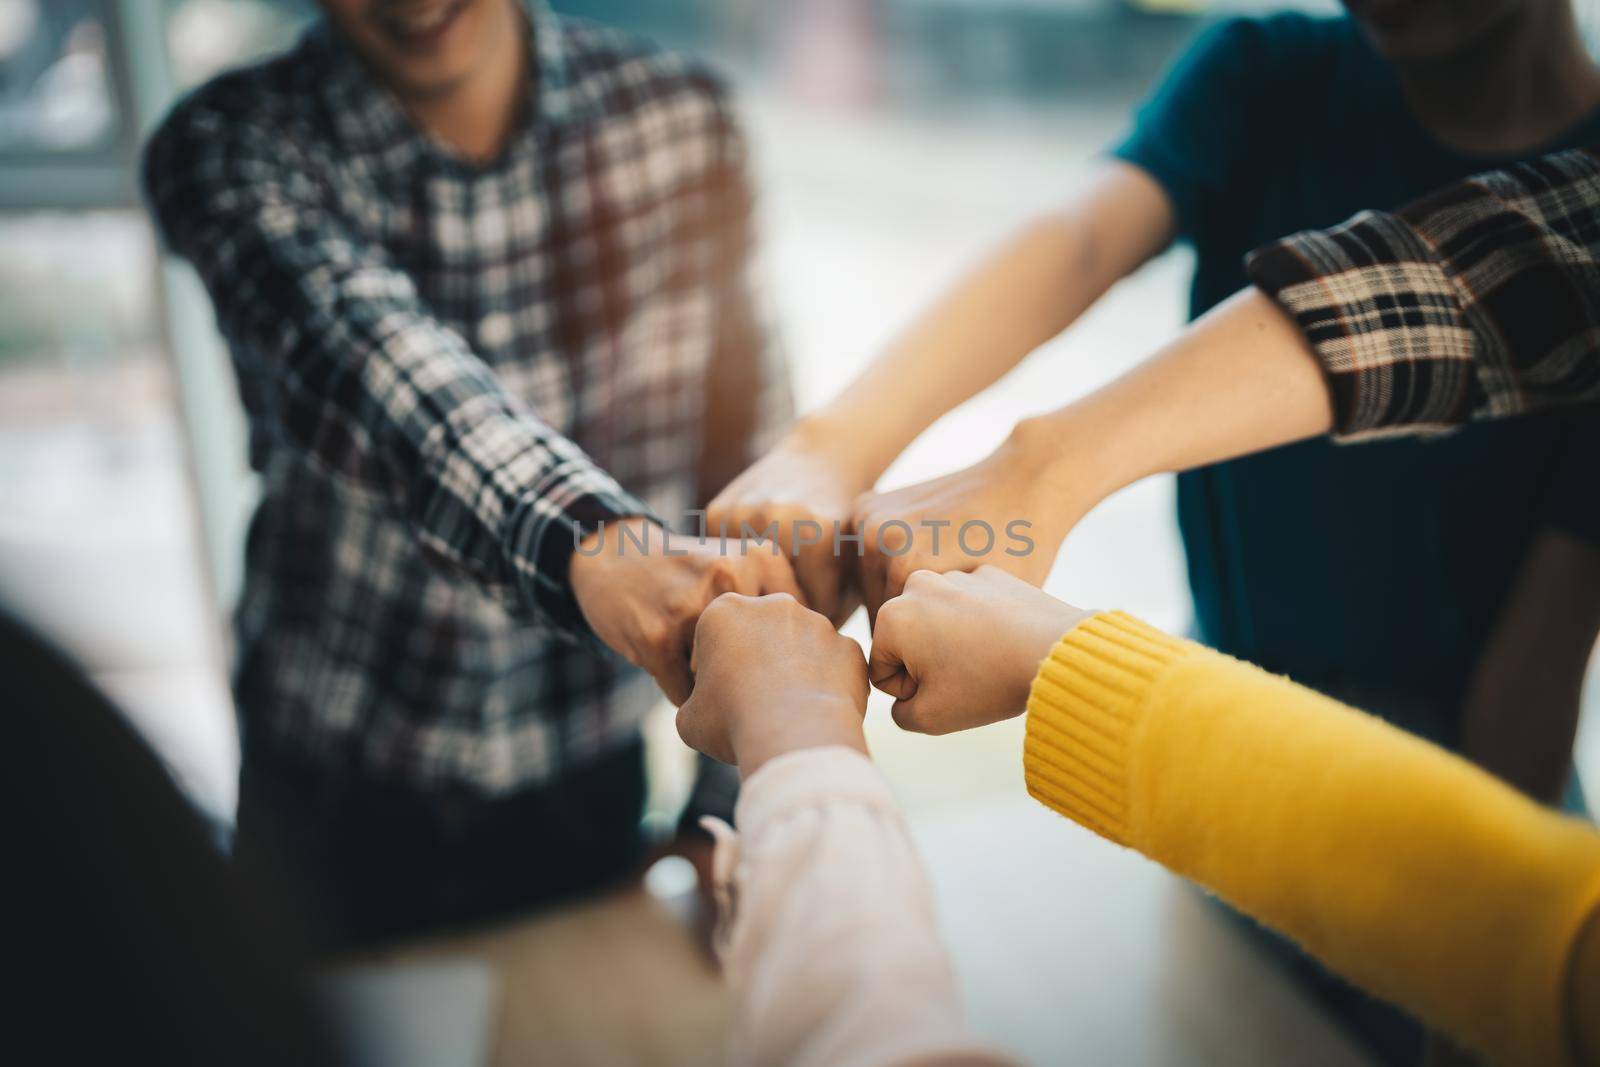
[143,96,652,635]
[1246,147,1600,439]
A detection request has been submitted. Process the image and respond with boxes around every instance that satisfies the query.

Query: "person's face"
[316,0,517,100]
[1341,0,1532,61]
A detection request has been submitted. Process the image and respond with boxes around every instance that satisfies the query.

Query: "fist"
[867,567,1092,735]
[705,434,873,626]
[853,430,1077,623]
[676,592,870,775]
[571,518,803,705]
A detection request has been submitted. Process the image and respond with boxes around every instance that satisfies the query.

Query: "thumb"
[674,694,702,750]
[889,692,938,735]
[652,646,694,707]
[867,624,917,702]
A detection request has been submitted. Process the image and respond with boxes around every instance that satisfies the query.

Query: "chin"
[1344,0,1530,62]
[336,0,505,98]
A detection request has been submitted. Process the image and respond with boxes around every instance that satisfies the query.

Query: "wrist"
[575,515,658,556]
[1008,403,1142,514]
[570,515,659,616]
[788,407,905,491]
[731,694,868,779]
[1023,603,1096,691]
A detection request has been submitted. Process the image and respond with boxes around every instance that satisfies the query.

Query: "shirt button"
[477,311,514,349]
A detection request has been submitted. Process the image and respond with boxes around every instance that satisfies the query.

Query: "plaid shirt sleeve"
[1246,147,1600,440]
[143,95,653,636]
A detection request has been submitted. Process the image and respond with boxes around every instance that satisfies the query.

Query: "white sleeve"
[704,746,1020,1067]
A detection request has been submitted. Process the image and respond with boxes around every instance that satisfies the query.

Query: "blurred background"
[4,1,1599,1063]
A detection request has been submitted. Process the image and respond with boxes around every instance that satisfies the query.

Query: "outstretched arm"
[144,89,801,702]
[707,162,1175,619]
[867,567,1600,1066]
[853,286,1333,615]
[678,594,1017,1067]
[144,96,647,634]
[857,146,1600,610]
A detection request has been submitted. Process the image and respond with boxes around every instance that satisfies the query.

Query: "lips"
[376,0,469,49]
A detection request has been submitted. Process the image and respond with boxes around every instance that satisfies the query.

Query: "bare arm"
[853,287,1335,612]
[857,147,1600,607]
[798,161,1175,479]
[706,162,1175,617]
[1018,287,1334,495]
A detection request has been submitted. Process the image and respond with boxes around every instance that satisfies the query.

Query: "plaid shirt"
[1248,146,1600,439]
[143,2,790,796]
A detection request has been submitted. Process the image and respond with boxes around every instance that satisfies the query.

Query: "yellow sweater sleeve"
[1023,612,1600,1067]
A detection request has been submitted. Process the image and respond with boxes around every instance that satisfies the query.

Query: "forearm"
[1009,287,1333,510]
[145,110,649,629]
[1459,528,1600,804]
[1024,613,1600,1066]
[802,163,1172,484]
[716,747,1015,1067]
[1011,148,1600,505]
[805,217,1107,479]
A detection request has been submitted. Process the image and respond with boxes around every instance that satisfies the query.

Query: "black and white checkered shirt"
[143,1,790,796]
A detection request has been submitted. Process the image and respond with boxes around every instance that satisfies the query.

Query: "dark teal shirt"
[1113,14,1600,744]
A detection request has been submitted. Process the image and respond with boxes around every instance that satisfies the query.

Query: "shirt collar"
[315,0,590,164]
[524,0,588,126]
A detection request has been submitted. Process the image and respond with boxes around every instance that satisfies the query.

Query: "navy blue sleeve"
[1110,17,1270,243]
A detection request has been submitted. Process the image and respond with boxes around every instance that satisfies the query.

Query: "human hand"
[867,566,1092,735]
[675,592,870,776]
[853,421,1089,622]
[571,518,803,705]
[704,425,876,626]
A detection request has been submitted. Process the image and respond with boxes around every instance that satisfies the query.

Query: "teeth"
[391,1,458,33]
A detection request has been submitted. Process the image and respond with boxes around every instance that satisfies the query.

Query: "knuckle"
[637,616,671,649]
[703,590,748,619]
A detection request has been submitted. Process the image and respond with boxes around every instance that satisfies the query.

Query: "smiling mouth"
[376,0,470,49]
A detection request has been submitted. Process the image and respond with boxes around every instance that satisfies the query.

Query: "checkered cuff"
[503,476,657,639]
[1246,211,1482,440]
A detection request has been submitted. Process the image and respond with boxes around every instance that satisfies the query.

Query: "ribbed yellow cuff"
[1023,612,1204,847]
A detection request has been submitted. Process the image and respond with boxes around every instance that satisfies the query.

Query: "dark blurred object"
[235,737,647,951]
[5,607,338,1066]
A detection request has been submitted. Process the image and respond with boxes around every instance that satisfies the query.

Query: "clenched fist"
[853,423,1088,623]
[704,426,877,626]
[868,567,1092,735]
[571,518,803,705]
[675,592,870,775]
